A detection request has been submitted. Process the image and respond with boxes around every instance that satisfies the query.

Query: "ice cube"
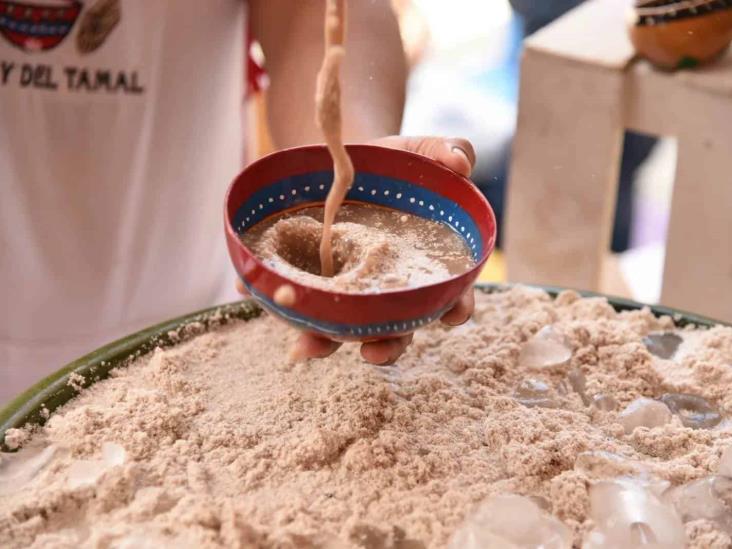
[575,451,647,479]
[68,442,126,489]
[660,393,722,429]
[529,495,553,512]
[583,479,686,548]
[567,368,590,406]
[591,394,617,412]
[719,446,732,477]
[102,442,126,466]
[0,443,58,496]
[514,379,557,409]
[618,398,672,434]
[68,460,107,488]
[519,326,572,370]
[629,522,657,544]
[642,332,682,360]
[448,494,572,549]
[664,476,732,534]
[574,453,671,496]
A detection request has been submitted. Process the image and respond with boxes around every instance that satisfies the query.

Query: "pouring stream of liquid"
[315,0,355,277]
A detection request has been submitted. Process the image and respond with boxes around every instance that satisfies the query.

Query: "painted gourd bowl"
[628,0,732,69]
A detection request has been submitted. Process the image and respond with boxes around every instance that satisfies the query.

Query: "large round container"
[1,284,726,450]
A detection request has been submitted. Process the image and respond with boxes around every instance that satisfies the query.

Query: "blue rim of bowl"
[234,170,485,261]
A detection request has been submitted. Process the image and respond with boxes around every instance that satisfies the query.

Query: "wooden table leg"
[505,50,625,291]
[662,132,732,322]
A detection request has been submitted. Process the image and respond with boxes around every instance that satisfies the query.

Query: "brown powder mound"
[2,287,732,548]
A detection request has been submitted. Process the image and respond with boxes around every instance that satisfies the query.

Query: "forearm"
[251,0,407,148]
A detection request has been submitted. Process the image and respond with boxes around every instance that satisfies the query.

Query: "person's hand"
[238,135,477,365]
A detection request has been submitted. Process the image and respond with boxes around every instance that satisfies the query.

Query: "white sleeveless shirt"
[0,0,245,402]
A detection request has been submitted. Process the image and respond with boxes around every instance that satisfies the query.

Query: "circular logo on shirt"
[0,0,120,54]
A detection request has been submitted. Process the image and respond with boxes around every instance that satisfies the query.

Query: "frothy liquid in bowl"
[241,203,474,293]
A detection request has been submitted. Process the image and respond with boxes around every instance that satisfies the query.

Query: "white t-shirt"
[0,0,246,403]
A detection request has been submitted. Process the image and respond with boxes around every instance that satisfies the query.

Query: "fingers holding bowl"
[441,290,475,327]
[373,135,476,178]
[360,334,414,366]
[235,279,250,297]
[289,332,343,362]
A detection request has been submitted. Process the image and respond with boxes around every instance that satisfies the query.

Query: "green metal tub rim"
[1,283,728,451]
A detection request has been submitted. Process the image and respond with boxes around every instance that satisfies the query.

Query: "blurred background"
[393,0,676,304]
[248,0,680,305]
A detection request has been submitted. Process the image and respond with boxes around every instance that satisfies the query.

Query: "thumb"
[373,136,476,178]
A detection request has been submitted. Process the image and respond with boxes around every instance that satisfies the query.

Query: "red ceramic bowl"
[224,144,496,341]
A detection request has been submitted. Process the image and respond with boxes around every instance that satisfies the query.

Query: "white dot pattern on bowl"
[234,171,486,262]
